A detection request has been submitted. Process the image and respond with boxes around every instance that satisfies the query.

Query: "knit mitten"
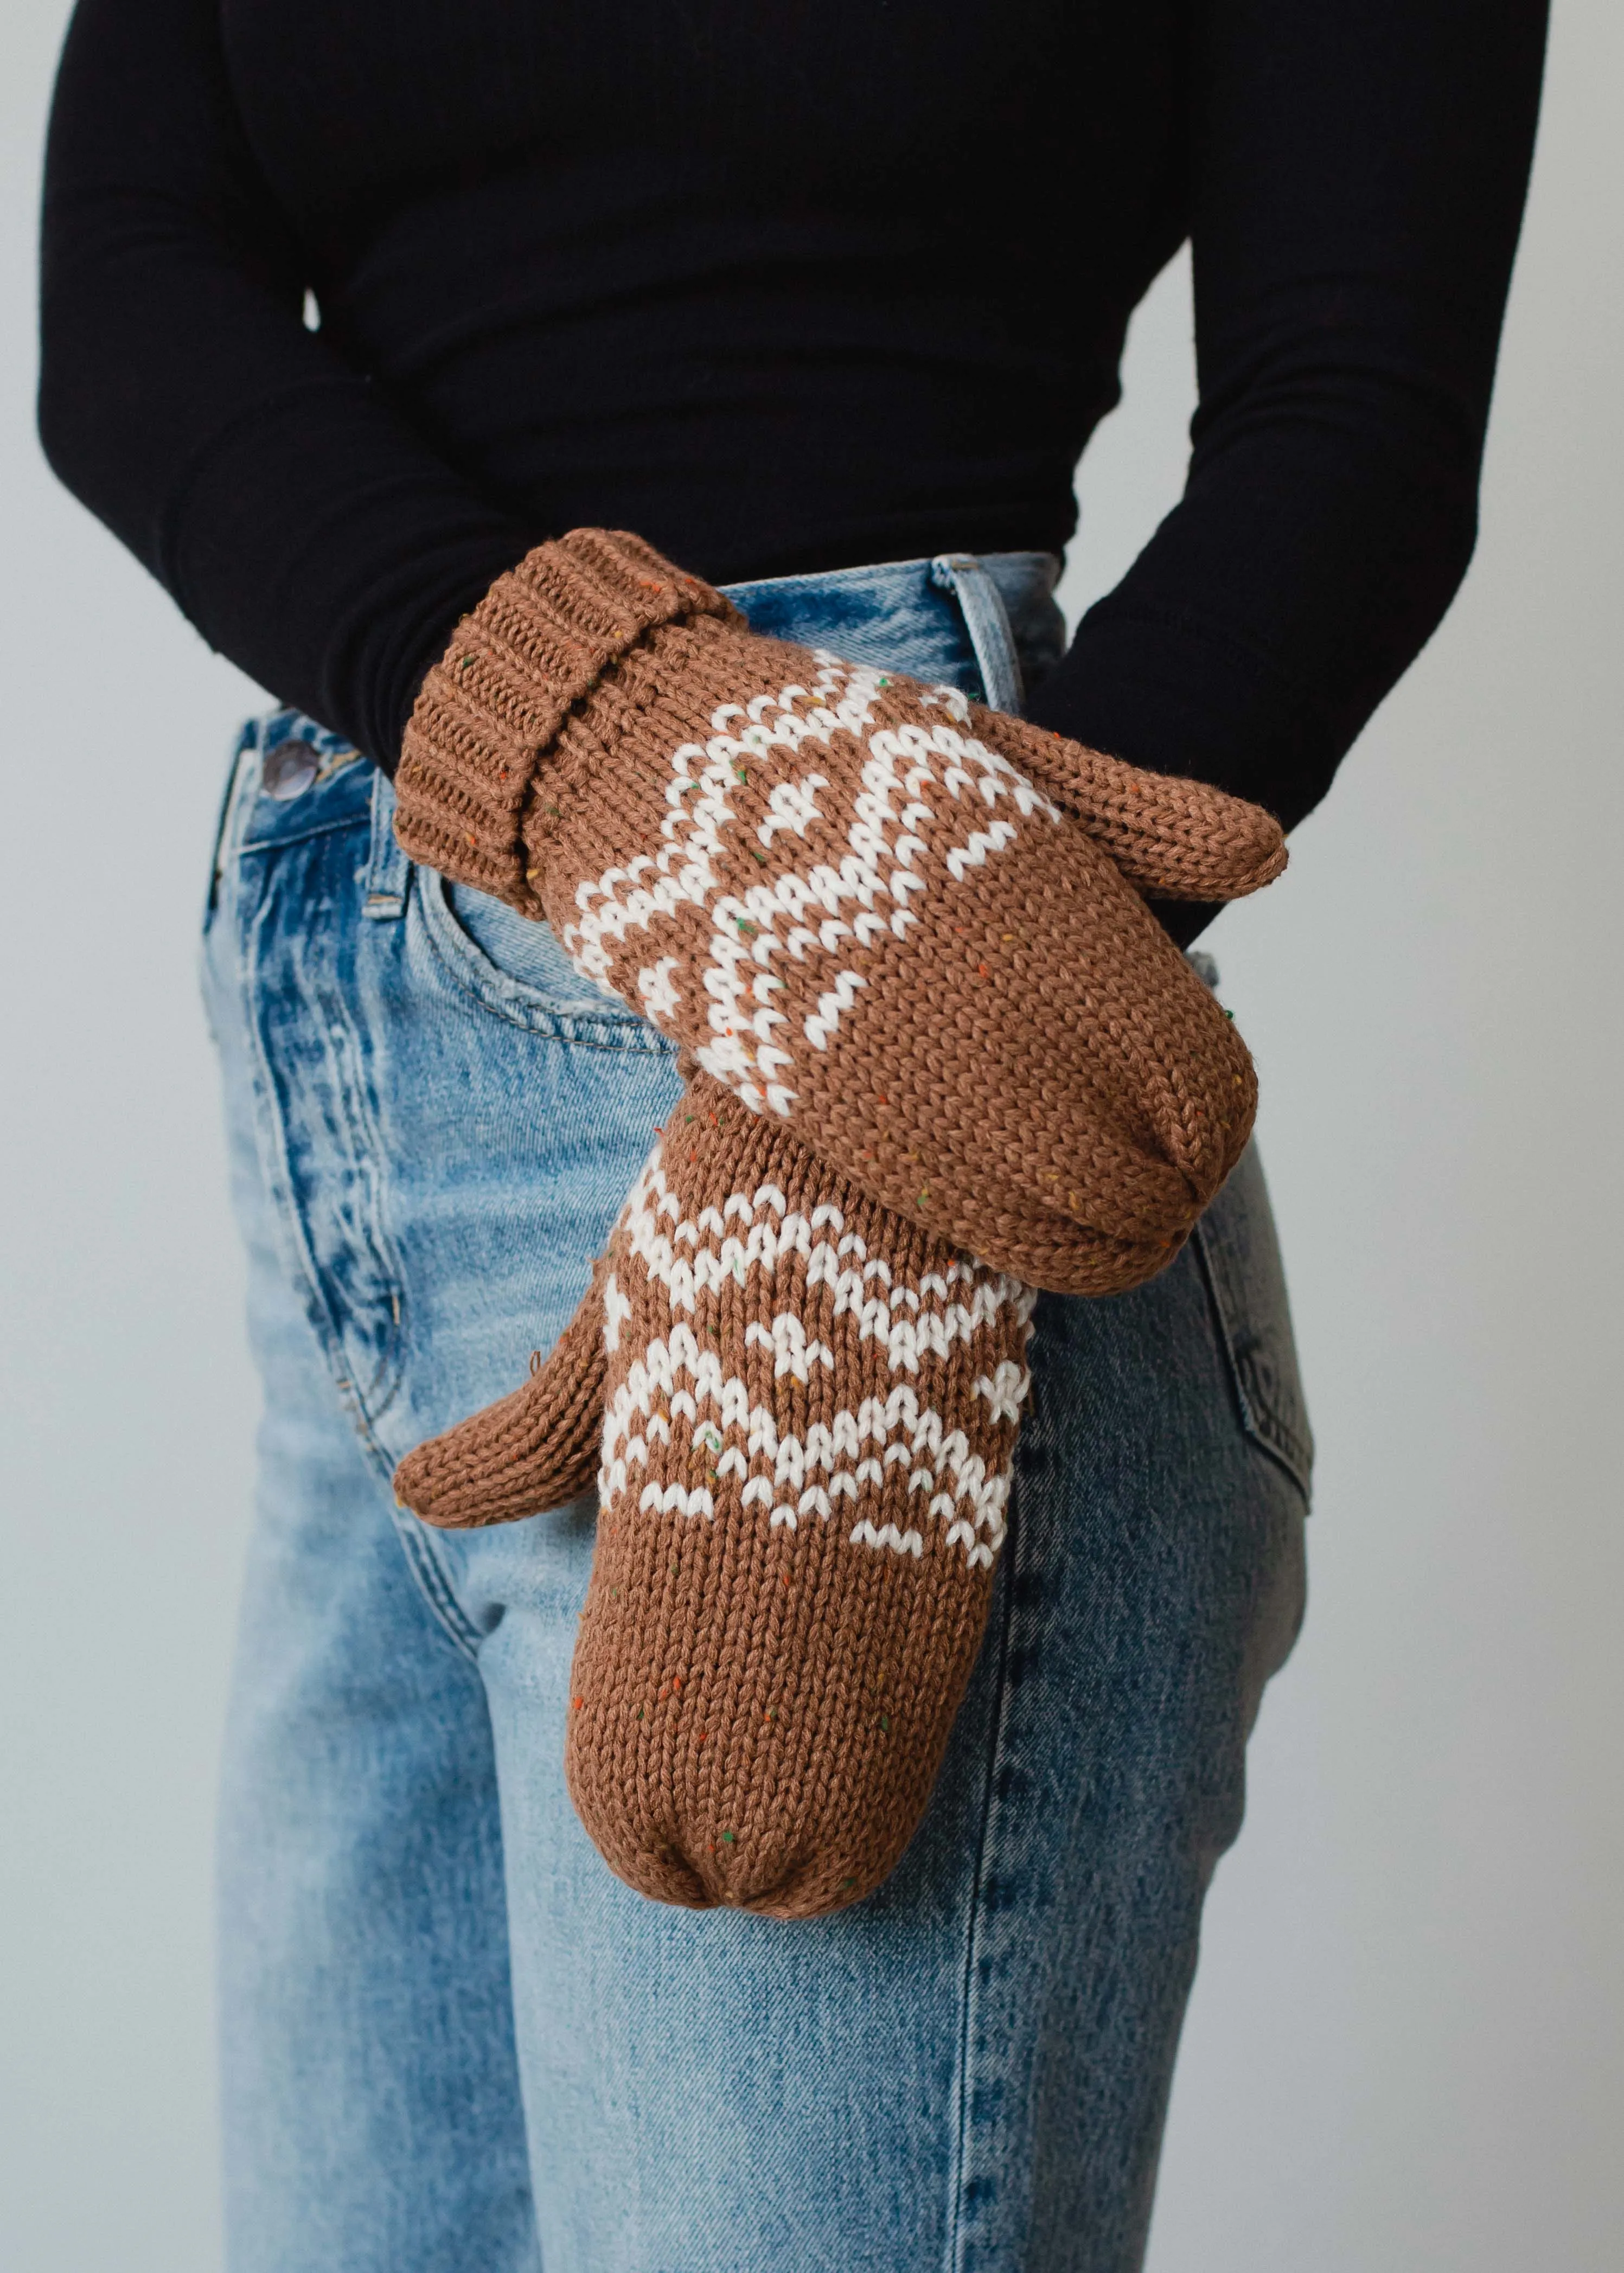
[394,1070,1036,1918]
[394,528,1285,1295]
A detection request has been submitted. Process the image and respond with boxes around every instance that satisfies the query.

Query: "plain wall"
[2,1,1620,2265]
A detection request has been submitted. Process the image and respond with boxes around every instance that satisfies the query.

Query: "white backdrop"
[2,2,1620,2265]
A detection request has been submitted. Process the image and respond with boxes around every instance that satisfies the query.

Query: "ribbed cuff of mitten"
[393,528,735,911]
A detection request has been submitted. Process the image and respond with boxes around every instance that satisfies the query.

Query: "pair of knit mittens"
[392,529,1286,1915]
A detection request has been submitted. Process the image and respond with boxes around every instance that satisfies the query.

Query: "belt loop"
[363,766,410,920]
[206,718,263,921]
[930,553,1025,716]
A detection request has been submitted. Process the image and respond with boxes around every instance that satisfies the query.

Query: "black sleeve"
[37,0,533,765]
[1025,0,1549,930]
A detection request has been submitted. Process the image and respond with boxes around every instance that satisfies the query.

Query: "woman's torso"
[220,0,1191,581]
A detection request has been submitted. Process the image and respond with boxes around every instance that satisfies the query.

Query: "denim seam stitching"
[387,1513,485,1662]
[944,1502,1021,2273]
[233,858,483,1662]
[238,810,374,856]
[279,985,482,1655]
[1192,1219,1314,1500]
[415,865,674,1052]
[303,956,409,1426]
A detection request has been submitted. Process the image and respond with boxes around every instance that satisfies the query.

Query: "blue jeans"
[202,552,1311,2273]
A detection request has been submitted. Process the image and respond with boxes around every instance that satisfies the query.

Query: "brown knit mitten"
[394,529,1285,1295]
[394,1071,1035,1918]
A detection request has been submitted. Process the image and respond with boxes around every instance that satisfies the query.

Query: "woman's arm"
[37,0,532,763]
[1025,0,1549,917]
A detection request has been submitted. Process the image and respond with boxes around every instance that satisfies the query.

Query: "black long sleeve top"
[39,0,1546,863]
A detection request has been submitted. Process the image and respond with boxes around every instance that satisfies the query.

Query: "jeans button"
[263,742,319,801]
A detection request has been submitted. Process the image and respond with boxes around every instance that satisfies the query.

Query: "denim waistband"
[218,547,1068,921]
[723,550,1064,716]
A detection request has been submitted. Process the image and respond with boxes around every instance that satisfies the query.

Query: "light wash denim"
[202,551,1311,2273]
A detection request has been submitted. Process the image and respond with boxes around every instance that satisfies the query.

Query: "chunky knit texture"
[394,1070,1035,1917]
[395,529,1286,1295]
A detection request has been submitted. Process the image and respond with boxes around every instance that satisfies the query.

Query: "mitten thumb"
[984,711,1288,902]
[394,1265,609,1529]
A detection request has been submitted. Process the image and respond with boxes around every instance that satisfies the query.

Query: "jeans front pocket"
[413,863,674,1053]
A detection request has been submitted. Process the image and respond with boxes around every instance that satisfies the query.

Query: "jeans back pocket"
[1194,1145,1314,1501]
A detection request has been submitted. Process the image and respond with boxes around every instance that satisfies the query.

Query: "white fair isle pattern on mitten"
[562,654,1063,1118]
